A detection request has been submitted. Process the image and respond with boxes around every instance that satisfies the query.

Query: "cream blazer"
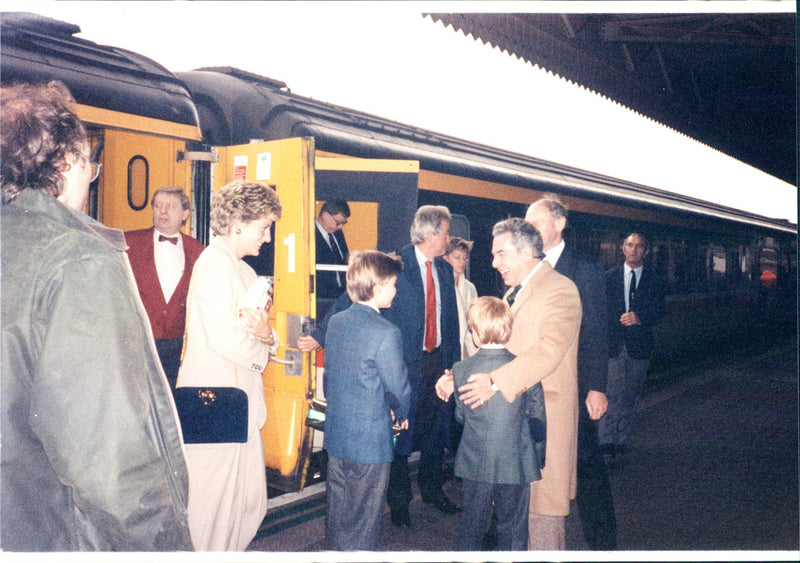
[176,236,275,550]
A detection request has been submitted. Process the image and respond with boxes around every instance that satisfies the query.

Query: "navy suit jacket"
[606,264,665,360]
[382,244,460,456]
[323,303,411,464]
[454,348,545,485]
[315,226,348,299]
[554,244,609,398]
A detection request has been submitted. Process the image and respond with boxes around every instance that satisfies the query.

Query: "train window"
[709,245,727,277]
[127,155,149,211]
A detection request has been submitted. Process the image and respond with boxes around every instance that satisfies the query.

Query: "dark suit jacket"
[125,227,204,340]
[382,243,460,456]
[454,348,545,485]
[315,226,349,299]
[554,245,609,398]
[323,303,411,464]
[310,290,352,346]
[606,264,665,360]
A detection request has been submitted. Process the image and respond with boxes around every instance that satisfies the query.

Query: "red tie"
[159,234,178,245]
[424,260,437,353]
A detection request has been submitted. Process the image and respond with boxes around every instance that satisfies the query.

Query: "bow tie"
[158,234,178,245]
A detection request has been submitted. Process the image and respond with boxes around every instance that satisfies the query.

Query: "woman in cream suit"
[444,237,479,359]
[176,180,282,551]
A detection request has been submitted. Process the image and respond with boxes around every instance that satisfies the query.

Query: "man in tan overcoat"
[441,217,582,550]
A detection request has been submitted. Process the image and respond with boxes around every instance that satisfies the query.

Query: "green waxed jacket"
[1,189,193,551]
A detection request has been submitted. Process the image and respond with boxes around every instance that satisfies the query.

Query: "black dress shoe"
[390,508,412,528]
[423,494,461,514]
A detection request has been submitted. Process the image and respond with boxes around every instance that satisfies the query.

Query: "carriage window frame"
[127,155,150,211]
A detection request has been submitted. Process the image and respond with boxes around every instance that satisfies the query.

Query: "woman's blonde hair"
[346,250,403,302]
[210,180,282,236]
[467,296,513,345]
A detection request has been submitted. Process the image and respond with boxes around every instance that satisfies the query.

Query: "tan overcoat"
[491,261,582,516]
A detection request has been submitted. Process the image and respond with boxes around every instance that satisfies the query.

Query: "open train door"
[307,154,420,486]
[214,137,316,492]
[214,139,419,492]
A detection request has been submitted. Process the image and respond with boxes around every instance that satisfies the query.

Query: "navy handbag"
[174,386,248,444]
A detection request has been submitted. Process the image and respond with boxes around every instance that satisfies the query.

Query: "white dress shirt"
[623,263,643,312]
[153,229,185,303]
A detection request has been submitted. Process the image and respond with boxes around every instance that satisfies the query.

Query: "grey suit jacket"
[453,348,545,485]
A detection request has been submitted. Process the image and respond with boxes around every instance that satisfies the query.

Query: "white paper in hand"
[243,276,273,310]
[240,276,274,338]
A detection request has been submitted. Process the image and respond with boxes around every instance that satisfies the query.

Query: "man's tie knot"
[506,284,522,306]
[159,234,178,245]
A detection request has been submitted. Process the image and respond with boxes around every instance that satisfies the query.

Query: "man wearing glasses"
[315,199,351,303]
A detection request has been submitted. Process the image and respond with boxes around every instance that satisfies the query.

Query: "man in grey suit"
[452,297,546,551]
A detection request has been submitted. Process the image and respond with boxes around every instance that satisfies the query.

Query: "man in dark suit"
[383,205,461,527]
[598,232,665,465]
[526,196,617,550]
[315,200,350,302]
[126,186,204,389]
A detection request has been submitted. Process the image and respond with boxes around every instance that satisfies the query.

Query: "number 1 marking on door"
[283,233,296,273]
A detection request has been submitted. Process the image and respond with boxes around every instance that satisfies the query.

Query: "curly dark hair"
[1,81,87,204]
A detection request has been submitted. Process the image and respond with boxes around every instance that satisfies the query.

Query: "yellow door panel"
[214,137,316,491]
[315,200,378,253]
[101,130,192,231]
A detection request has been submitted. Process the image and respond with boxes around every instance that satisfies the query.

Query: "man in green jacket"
[1,81,193,551]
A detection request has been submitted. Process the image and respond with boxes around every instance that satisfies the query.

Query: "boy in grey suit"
[323,251,411,551]
[452,297,546,551]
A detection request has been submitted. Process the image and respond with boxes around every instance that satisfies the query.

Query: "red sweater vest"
[125,228,204,340]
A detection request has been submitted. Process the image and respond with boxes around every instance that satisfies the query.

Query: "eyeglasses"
[88,161,102,183]
[329,214,348,227]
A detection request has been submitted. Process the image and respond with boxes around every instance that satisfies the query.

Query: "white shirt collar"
[315,219,331,241]
[358,301,380,313]
[544,239,565,267]
[414,245,434,268]
[624,263,644,278]
[518,260,544,290]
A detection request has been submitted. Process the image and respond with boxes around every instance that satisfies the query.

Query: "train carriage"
[3,12,795,494]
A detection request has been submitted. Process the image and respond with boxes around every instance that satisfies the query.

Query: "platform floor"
[248,337,798,560]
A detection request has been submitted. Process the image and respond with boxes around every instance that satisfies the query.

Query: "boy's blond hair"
[345,250,404,302]
[467,296,513,345]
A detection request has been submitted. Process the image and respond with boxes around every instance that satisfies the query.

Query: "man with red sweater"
[126,186,204,390]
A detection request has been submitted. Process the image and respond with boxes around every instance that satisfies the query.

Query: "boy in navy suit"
[452,297,546,551]
[323,250,411,551]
